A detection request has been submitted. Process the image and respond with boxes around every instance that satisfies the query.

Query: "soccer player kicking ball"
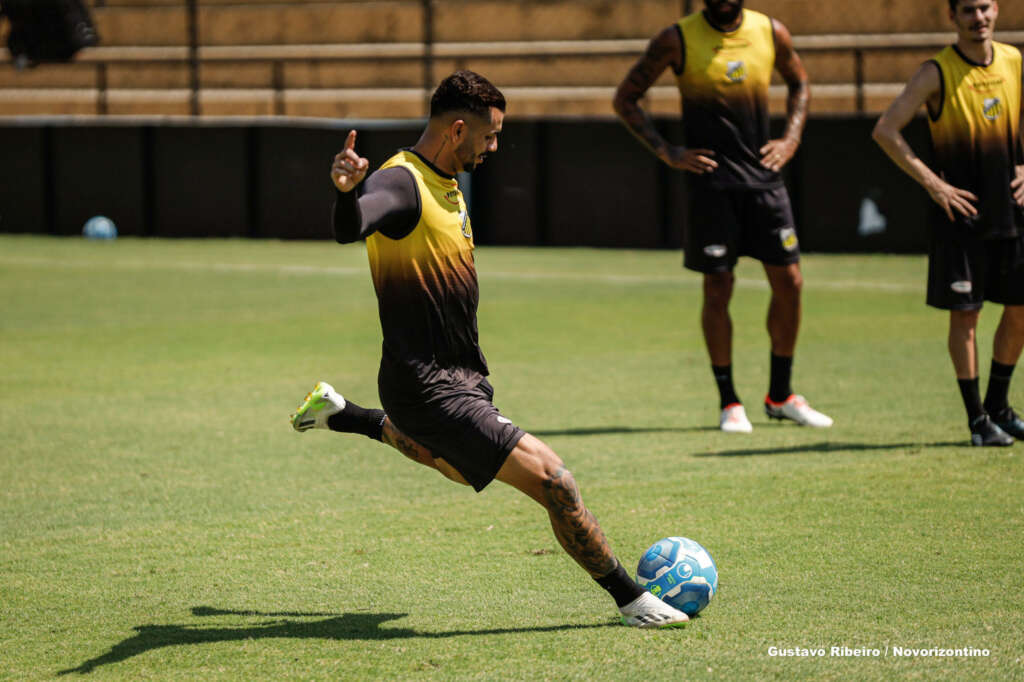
[291,71,687,628]
[873,0,1024,446]
[612,0,832,434]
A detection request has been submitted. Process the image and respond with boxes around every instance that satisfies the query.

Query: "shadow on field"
[695,440,965,457]
[531,426,719,437]
[57,606,619,675]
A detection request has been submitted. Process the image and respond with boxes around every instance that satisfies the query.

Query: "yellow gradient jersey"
[928,42,1023,237]
[366,150,488,385]
[677,8,779,188]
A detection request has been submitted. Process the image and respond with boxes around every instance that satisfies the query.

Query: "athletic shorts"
[683,182,800,273]
[926,222,1024,310]
[378,371,525,492]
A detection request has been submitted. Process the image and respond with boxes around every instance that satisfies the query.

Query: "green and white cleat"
[619,592,689,629]
[290,381,346,432]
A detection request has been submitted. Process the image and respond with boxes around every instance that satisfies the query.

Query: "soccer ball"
[636,536,718,616]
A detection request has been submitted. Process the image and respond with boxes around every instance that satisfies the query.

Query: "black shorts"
[926,223,1024,310]
[378,370,525,492]
[684,182,800,273]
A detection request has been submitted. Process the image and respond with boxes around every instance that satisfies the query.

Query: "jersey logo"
[460,209,472,238]
[725,60,747,84]
[983,97,1003,121]
[444,189,461,206]
[779,227,799,252]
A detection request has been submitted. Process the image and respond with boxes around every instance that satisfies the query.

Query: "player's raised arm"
[872,62,978,221]
[331,129,369,193]
[612,26,717,174]
[760,19,809,172]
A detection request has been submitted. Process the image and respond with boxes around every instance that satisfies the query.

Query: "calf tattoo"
[543,466,617,578]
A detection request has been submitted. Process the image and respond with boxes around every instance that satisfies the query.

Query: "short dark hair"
[948,0,958,10]
[429,70,506,119]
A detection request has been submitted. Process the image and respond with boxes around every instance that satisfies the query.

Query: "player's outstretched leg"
[290,381,386,438]
[495,434,688,628]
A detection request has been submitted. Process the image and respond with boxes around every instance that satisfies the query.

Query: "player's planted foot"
[619,592,689,629]
[764,394,833,427]
[970,414,1014,446]
[991,407,1024,440]
[719,403,753,433]
[291,381,346,432]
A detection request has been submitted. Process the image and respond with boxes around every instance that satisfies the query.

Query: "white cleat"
[619,592,689,629]
[720,403,753,433]
[764,394,833,428]
[290,381,346,432]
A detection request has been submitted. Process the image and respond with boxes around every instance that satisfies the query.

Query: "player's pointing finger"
[345,129,358,151]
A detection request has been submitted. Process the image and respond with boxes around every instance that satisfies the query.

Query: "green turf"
[1,235,1021,680]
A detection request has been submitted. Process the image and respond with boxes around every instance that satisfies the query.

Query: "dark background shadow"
[58,607,619,675]
[695,441,966,457]
[531,426,718,437]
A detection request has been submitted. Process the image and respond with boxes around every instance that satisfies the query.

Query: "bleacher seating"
[1,0,1022,118]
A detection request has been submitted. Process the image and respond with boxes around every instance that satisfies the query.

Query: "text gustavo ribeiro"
[767,646,991,658]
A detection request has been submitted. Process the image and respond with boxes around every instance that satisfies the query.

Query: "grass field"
[2,235,1022,680]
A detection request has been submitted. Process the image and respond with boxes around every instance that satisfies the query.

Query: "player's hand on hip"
[661,145,718,174]
[331,130,370,193]
[1012,165,1024,206]
[927,179,978,222]
[759,138,797,172]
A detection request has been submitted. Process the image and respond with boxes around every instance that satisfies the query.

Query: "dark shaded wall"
[0,117,931,252]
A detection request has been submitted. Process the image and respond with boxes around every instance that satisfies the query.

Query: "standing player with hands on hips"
[291,71,690,628]
[873,0,1024,446]
[613,0,833,435]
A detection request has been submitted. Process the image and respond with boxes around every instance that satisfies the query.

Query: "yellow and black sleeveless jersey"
[677,8,780,189]
[928,42,1023,238]
[366,150,488,384]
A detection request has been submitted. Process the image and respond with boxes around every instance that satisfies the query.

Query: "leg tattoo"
[381,418,434,467]
[543,466,617,578]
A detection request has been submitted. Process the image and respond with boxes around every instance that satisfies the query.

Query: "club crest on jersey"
[983,97,1003,121]
[779,227,798,252]
[444,189,461,206]
[725,60,747,84]
[460,209,472,238]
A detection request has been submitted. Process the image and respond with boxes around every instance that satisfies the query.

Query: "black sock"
[595,560,646,608]
[983,360,1016,417]
[327,400,386,441]
[768,353,794,403]
[712,364,741,409]
[957,378,985,423]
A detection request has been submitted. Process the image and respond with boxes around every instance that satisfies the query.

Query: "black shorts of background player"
[290,70,689,628]
[613,0,833,434]
[873,0,1024,446]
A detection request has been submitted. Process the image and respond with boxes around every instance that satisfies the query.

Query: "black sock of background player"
[768,353,794,403]
[983,360,1016,417]
[712,364,741,409]
[327,401,386,441]
[595,560,646,608]
[957,378,985,423]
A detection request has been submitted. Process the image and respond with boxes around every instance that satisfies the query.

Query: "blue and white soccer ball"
[636,536,718,616]
[83,215,117,240]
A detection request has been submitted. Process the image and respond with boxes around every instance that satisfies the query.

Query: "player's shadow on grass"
[531,426,719,437]
[695,440,965,457]
[57,606,619,675]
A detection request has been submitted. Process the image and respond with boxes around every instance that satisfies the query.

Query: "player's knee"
[703,272,734,307]
[539,463,582,510]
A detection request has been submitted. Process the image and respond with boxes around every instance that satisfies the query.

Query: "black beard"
[706,2,742,26]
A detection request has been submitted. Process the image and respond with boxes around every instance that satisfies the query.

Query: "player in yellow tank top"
[614,1,834,434]
[874,0,1024,446]
[290,71,690,628]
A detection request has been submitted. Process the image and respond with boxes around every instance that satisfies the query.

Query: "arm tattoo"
[542,466,617,578]
[614,29,680,158]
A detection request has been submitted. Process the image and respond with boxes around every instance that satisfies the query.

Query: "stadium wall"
[0,116,931,252]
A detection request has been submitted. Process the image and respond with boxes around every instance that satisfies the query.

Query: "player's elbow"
[612,88,634,120]
[870,119,891,148]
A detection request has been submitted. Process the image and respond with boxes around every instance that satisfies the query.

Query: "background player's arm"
[612,26,718,174]
[761,19,809,172]
[872,62,978,221]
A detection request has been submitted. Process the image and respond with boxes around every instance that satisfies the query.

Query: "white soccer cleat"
[764,394,833,428]
[290,381,346,432]
[719,403,753,433]
[619,592,689,629]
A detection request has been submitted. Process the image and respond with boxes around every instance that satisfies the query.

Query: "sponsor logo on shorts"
[779,227,799,252]
[704,244,728,258]
[951,280,973,294]
[983,97,1003,121]
[496,416,512,425]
